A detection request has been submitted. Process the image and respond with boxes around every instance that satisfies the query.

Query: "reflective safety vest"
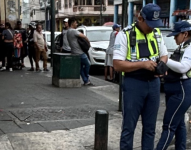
[125,25,162,61]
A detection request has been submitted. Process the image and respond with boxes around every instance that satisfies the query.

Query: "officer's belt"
[125,69,155,81]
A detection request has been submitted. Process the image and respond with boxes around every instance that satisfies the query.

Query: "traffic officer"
[156,21,191,150]
[113,3,168,150]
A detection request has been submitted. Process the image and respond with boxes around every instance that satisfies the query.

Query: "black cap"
[140,3,163,28]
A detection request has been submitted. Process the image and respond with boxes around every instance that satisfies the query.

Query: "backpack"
[77,37,90,53]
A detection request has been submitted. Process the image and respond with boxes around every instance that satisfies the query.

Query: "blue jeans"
[80,53,90,84]
[156,79,191,150]
[120,77,160,150]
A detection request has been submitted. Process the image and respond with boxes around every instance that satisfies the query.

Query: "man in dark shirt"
[0,24,5,64]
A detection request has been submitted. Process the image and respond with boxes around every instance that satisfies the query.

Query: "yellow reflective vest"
[125,25,161,61]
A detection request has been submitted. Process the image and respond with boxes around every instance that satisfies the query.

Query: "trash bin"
[52,53,81,87]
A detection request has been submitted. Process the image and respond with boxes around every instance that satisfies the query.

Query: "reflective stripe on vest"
[125,26,161,61]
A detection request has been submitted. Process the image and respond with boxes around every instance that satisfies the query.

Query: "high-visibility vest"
[125,25,161,61]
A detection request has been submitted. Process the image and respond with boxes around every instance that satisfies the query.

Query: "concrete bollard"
[94,110,109,150]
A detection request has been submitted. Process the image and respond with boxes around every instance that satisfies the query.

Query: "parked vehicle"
[42,31,61,59]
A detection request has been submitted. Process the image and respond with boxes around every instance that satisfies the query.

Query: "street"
[0,59,190,149]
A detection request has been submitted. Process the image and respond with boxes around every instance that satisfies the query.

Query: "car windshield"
[161,31,178,51]
[86,30,112,42]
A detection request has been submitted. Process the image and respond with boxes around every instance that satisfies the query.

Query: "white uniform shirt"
[113,30,168,61]
[167,44,191,79]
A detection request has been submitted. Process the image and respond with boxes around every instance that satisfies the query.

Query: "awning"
[172,10,188,16]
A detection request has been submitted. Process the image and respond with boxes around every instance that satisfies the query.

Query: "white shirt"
[113,30,168,61]
[167,44,191,79]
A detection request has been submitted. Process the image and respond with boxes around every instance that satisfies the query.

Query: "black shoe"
[43,68,49,71]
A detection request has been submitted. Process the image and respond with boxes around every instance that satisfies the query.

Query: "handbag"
[77,37,90,53]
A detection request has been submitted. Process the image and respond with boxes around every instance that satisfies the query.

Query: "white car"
[42,31,61,59]
[76,26,112,66]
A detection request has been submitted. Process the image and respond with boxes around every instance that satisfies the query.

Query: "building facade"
[114,0,191,28]
[55,0,122,31]
[0,0,20,27]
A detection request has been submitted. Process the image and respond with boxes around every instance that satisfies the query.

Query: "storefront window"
[108,0,113,5]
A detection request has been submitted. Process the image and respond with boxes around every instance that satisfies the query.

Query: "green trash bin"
[52,53,81,87]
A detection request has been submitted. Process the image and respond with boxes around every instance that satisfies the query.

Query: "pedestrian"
[26,22,36,71]
[1,22,15,71]
[33,23,49,72]
[67,17,93,85]
[60,18,71,53]
[14,20,27,67]
[113,3,168,150]
[0,23,5,66]
[104,23,120,82]
[155,21,191,150]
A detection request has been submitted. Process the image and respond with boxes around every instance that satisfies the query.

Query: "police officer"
[113,3,168,150]
[156,21,191,150]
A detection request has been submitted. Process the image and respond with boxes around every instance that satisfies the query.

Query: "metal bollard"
[94,110,109,150]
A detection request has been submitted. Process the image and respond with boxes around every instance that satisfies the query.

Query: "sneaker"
[9,68,13,72]
[0,67,6,71]
[43,68,49,71]
[84,81,94,86]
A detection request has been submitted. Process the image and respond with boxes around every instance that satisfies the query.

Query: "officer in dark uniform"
[156,21,191,150]
[113,3,168,150]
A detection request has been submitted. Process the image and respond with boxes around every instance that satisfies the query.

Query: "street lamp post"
[100,0,103,25]
[43,0,47,31]
[50,0,55,67]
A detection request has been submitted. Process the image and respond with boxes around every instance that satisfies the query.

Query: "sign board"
[5,0,19,26]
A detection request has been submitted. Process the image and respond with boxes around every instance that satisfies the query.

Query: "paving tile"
[0,121,24,134]
[0,112,12,121]
[59,120,84,129]
[39,122,68,132]
[78,119,95,126]
[19,123,47,132]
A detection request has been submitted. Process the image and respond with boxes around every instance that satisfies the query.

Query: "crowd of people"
[0,21,49,72]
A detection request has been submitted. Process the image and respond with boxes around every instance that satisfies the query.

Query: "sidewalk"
[0,59,190,150]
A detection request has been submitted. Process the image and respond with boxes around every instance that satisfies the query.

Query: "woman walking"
[27,22,36,71]
[1,22,14,71]
[156,21,191,150]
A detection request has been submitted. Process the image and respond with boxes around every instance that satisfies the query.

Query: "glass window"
[86,0,92,5]
[95,0,100,5]
[64,0,68,8]
[108,0,113,5]
[86,30,111,42]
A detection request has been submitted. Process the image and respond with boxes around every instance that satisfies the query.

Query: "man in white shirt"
[33,23,48,72]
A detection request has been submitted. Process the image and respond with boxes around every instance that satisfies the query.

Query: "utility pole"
[43,0,47,31]
[118,0,128,112]
[100,0,103,25]
[50,0,55,67]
